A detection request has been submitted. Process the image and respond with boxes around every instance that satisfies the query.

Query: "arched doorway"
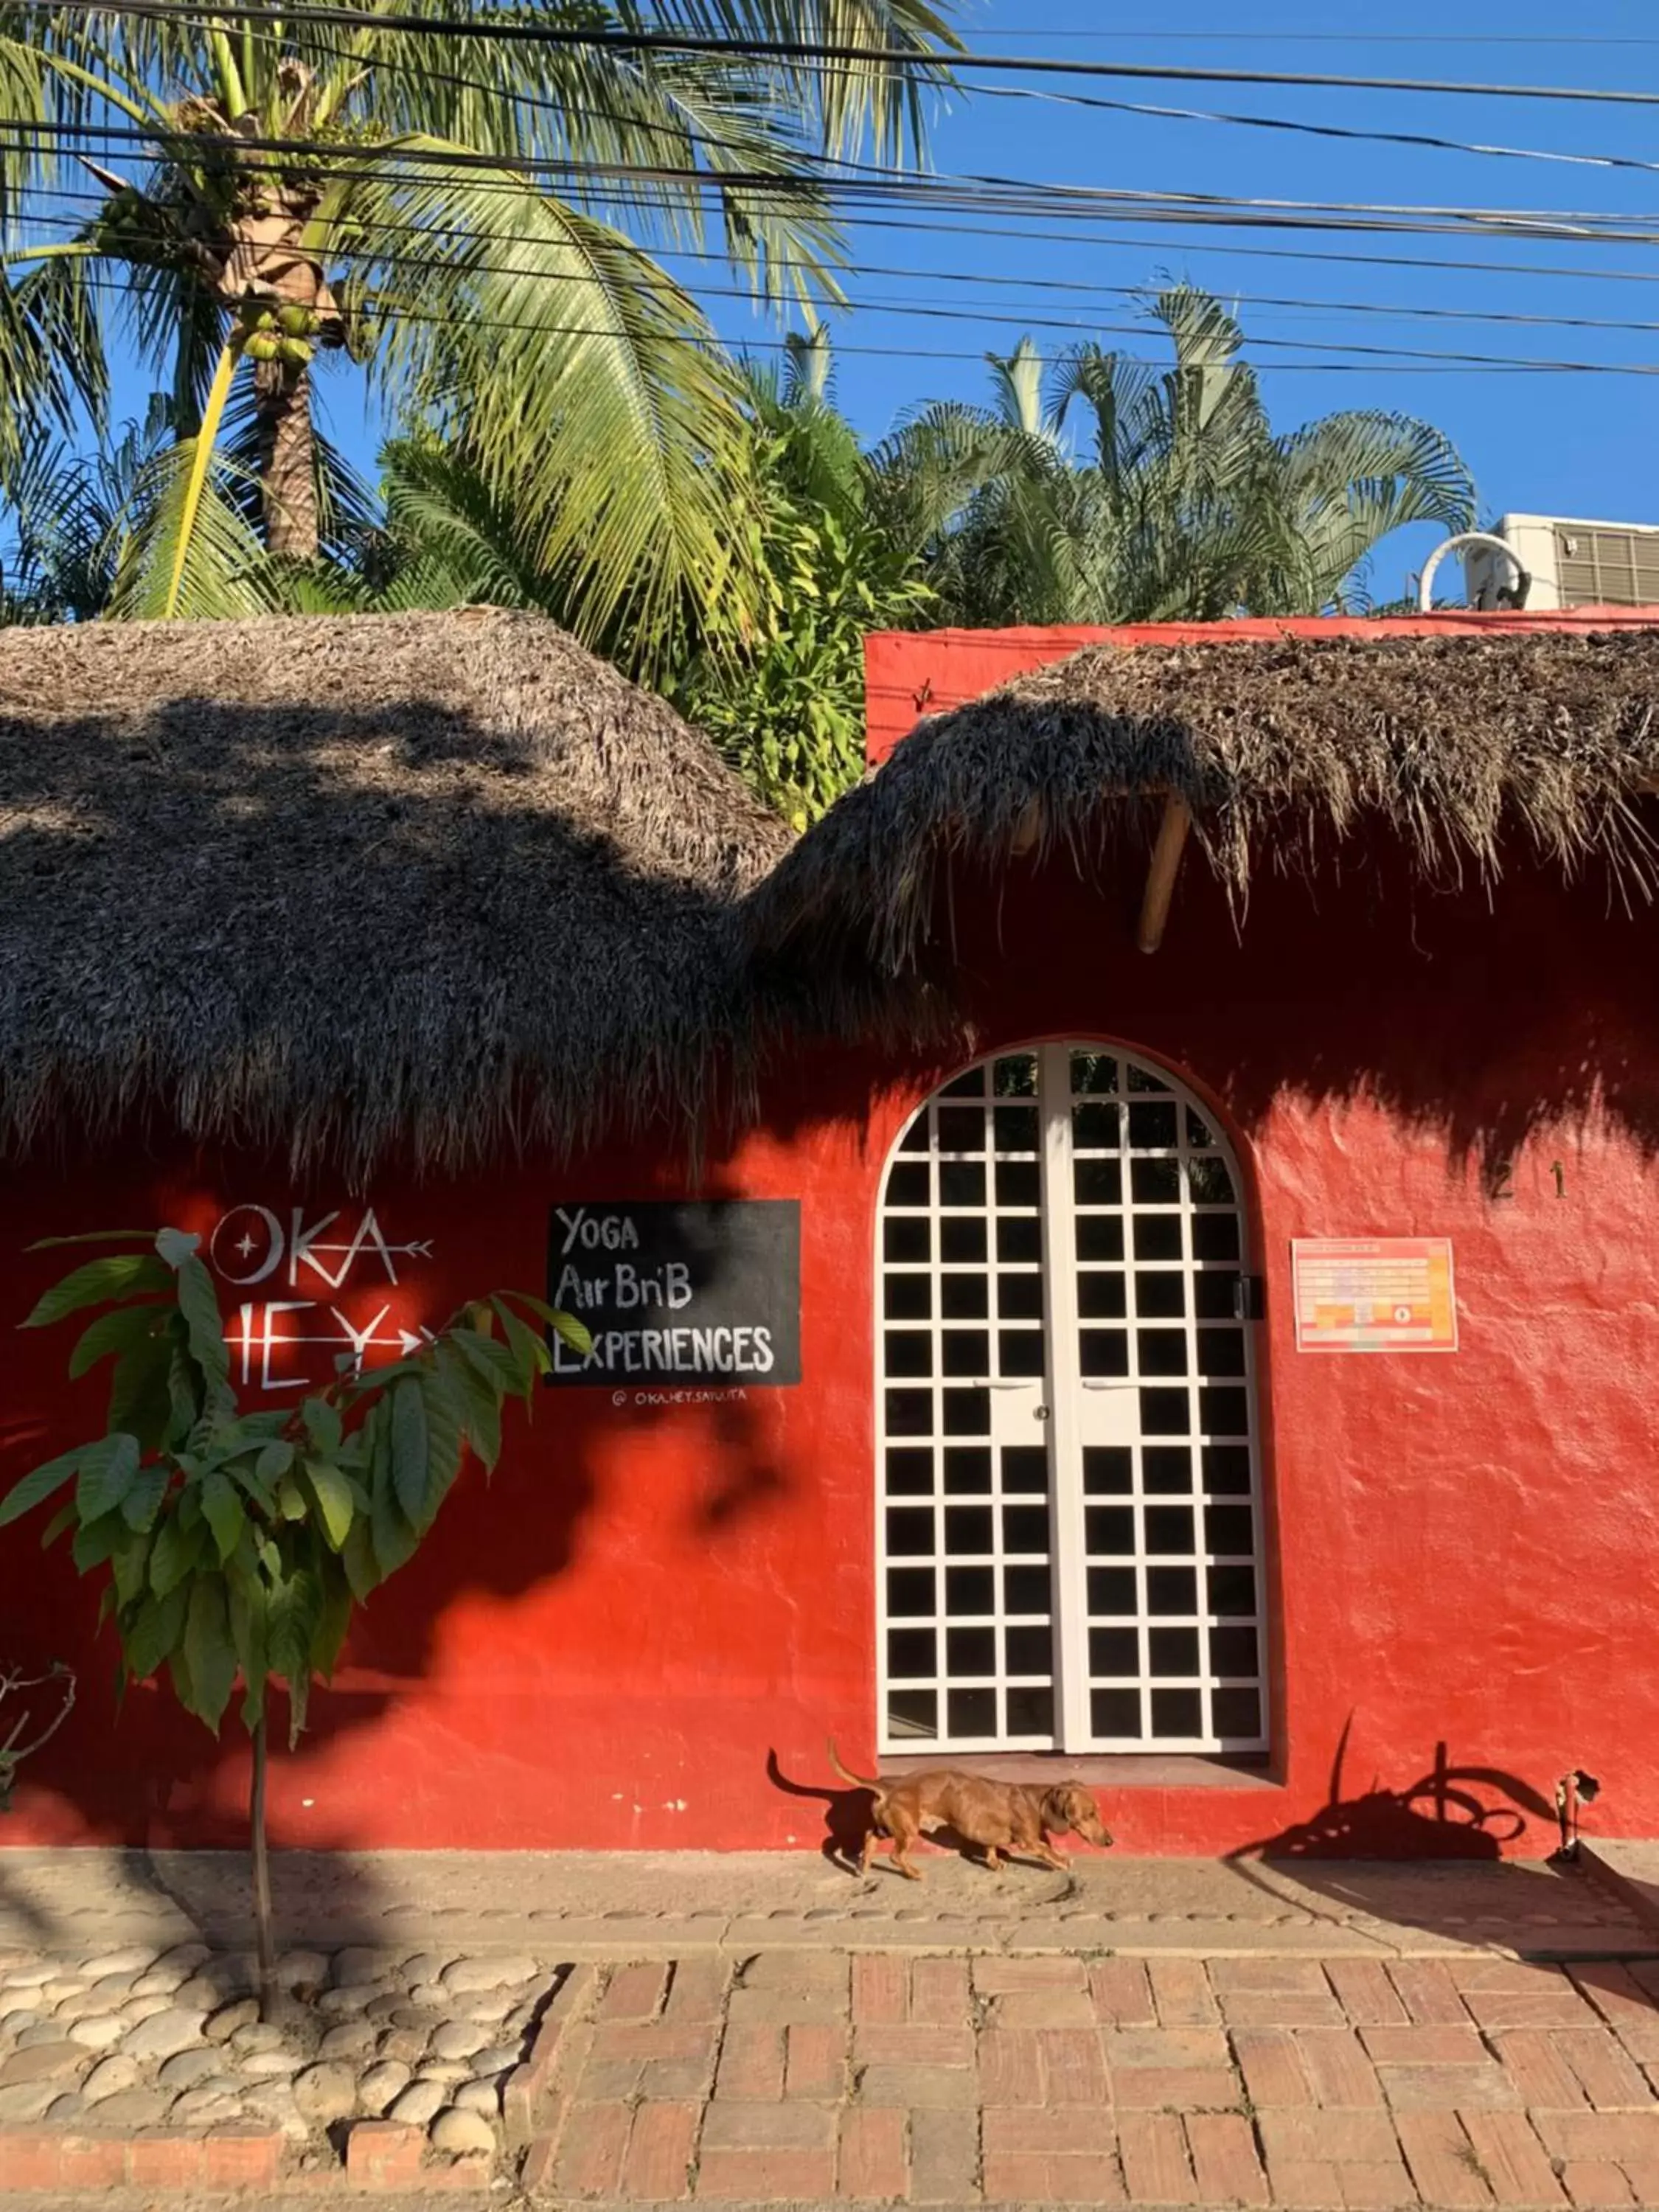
[876,1042,1269,1755]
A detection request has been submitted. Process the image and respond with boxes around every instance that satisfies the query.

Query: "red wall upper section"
[4,836,1659,1860]
[864,610,1659,764]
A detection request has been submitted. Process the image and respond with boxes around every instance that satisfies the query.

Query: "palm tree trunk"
[254,359,319,561]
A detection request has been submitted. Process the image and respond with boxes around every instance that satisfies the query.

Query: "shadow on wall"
[765,1725,1559,1886]
[1133,1718,1572,1954]
[0,681,798,1878]
[765,1747,874,1871]
[7,694,1659,1881]
[1217,1720,1580,1941]
[1234,1719,1554,1863]
[746,813,1659,1184]
[0,1171,791,1911]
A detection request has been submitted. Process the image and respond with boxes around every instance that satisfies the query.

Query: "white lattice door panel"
[876,1043,1269,1756]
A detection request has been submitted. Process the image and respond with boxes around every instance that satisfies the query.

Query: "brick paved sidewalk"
[526,1951,1659,2209]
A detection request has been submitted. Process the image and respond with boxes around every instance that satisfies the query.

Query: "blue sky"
[102,4,1659,603]
[799,1,1659,601]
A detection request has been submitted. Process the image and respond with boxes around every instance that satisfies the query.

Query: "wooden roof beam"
[1137,796,1193,955]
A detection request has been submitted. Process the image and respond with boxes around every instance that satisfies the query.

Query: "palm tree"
[0,1,959,652]
[291,318,937,815]
[876,288,1477,625]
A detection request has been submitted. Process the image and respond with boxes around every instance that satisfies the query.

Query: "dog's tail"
[827,1736,883,1794]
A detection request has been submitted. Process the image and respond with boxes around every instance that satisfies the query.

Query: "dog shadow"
[765,1747,877,1871]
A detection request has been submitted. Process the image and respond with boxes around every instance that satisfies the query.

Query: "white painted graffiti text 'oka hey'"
[209,1205,437,1393]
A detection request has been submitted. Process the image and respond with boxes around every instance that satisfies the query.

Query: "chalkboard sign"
[545,1200,801,1389]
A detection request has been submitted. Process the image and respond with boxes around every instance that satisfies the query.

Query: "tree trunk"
[250,1707,279,2022]
[254,361,319,562]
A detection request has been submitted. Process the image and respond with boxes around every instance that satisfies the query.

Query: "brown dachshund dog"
[829,1739,1113,1879]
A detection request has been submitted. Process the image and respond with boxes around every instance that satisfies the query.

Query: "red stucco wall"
[4,827,1658,1858]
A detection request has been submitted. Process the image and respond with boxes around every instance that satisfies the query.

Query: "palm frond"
[782,317,833,406]
[1280,411,1476,529]
[555,47,847,302]
[378,434,560,614]
[867,400,1012,550]
[120,247,226,436]
[0,15,48,229]
[637,0,962,164]
[1049,347,1159,484]
[987,338,1048,439]
[104,423,271,621]
[1264,412,1473,609]
[745,341,868,527]
[0,248,107,490]
[347,144,759,676]
[895,285,1476,629]
[1,422,145,619]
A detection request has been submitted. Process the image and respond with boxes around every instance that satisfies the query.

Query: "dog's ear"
[1040,1787,1076,1832]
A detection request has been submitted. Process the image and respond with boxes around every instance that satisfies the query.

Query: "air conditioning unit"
[1463,513,1659,611]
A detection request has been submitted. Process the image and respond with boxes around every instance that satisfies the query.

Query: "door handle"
[1081,1379,1138,1391]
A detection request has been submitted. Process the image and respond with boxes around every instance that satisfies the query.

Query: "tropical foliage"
[0,1225,588,2009]
[674,291,1475,807]
[880,289,1478,626]
[2,108,1478,806]
[680,324,936,821]
[0,0,959,658]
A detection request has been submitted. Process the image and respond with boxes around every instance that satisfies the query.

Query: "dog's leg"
[1036,1843,1069,1871]
[983,1847,1003,1873]
[888,1810,924,1880]
[858,1825,878,1878]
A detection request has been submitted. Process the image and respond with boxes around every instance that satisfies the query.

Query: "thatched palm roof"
[749,628,1659,982]
[0,610,790,1176]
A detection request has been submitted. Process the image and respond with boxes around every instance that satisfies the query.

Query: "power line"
[43,7,1659,49]
[27,159,1659,296]
[11,119,1659,248]
[967,29,1659,44]
[32,1,1659,111]
[22,189,1659,347]
[29,260,1659,379]
[35,1,1659,188]
[23,6,1659,271]
[967,82,1659,184]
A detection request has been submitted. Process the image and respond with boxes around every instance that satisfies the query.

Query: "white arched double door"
[876,1043,1268,1756]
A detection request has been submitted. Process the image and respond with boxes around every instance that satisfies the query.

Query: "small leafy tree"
[0,1228,587,2015]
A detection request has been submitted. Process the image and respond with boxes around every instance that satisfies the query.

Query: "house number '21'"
[1488,1161,1568,1201]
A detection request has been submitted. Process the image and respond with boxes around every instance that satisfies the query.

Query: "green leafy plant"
[680,328,936,822]
[0,1227,588,2015]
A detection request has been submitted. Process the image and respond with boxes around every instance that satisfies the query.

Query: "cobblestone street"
[526,1950,1659,2208]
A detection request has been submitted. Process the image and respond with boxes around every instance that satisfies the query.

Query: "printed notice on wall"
[1290,1237,1458,1354]
[546,1200,801,1388]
